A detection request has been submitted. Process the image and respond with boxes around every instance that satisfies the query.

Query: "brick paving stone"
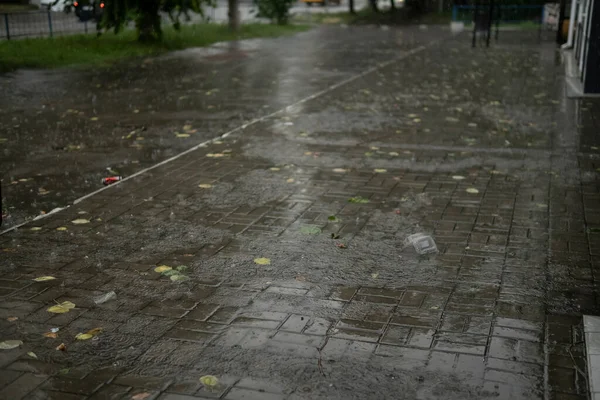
[0,27,595,400]
[0,372,48,400]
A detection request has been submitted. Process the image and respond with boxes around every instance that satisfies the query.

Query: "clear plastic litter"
[404,234,438,255]
[94,291,117,305]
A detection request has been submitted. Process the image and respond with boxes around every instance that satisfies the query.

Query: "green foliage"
[0,23,309,72]
[254,0,295,24]
[102,0,214,41]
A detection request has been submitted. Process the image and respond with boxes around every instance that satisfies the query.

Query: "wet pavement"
[1,25,600,400]
[1,24,430,230]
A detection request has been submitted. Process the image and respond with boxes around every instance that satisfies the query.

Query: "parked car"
[40,0,74,13]
[73,0,105,22]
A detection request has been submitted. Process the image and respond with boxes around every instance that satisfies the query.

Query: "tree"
[254,0,294,24]
[348,0,355,14]
[228,0,239,31]
[103,0,212,42]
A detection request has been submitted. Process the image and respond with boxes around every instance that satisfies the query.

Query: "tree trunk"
[369,0,378,12]
[228,0,240,31]
[349,0,355,14]
[390,0,395,12]
[136,0,162,42]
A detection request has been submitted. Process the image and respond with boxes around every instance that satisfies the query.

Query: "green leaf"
[300,225,321,235]
[348,196,369,204]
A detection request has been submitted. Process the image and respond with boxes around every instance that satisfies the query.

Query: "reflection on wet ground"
[0,27,599,400]
[0,25,437,229]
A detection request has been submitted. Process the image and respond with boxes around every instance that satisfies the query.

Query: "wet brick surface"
[1,27,600,399]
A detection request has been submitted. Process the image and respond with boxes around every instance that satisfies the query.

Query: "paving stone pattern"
[1,29,600,399]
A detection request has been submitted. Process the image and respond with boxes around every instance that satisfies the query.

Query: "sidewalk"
[1,28,599,400]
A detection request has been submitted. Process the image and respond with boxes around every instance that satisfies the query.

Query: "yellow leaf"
[269,167,280,171]
[43,332,58,339]
[7,317,18,322]
[332,168,347,173]
[254,258,271,265]
[183,125,193,131]
[198,184,212,189]
[27,351,37,359]
[371,273,379,279]
[286,178,295,183]
[374,169,387,173]
[452,175,465,180]
[466,188,479,194]
[71,219,90,225]
[0,340,23,350]
[90,117,99,121]
[388,152,399,156]
[154,265,172,273]
[56,227,68,231]
[75,333,93,340]
[199,375,220,387]
[33,276,56,282]
[175,133,190,138]
[47,301,76,314]
[206,153,225,158]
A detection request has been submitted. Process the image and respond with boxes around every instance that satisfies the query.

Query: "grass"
[0,23,310,72]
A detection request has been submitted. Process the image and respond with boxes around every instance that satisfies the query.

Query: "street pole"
[486,0,494,47]
[556,0,566,44]
[472,0,479,47]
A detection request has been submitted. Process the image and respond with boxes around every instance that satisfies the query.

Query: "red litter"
[102,176,122,186]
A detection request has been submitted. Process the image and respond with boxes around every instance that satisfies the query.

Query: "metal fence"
[0,10,98,40]
[452,4,544,25]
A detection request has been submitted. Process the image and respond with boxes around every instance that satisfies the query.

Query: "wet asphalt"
[0,25,600,400]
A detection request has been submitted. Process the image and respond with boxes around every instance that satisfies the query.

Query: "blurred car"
[73,0,105,21]
[301,0,342,6]
[40,0,73,12]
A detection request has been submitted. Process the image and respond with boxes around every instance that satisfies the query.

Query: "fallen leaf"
[269,167,280,171]
[466,188,479,194]
[200,375,220,387]
[286,178,295,183]
[58,368,70,375]
[56,227,68,231]
[71,219,90,225]
[452,175,465,180]
[198,184,212,189]
[254,258,271,265]
[183,125,193,131]
[175,133,190,138]
[300,225,321,235]
[296,275,306,282]
[328,215,338,222]
[371,273,379,279]
[43,332,58,339]
[30,227,42,231]
[90,117,99,121]
[175,265,188,272]
[56,343,67,351]
[389,152,399,156]
[27,351,38,359]
[206,153,225,158]
[336,243,347,249]
[0,340,22,350]
[47,301,76,314]
[154,265,172,273]
[332,168,347,173]
[374,169,387,173]
[348,196,369,204]
[7,317,18,322]
[413,118,421,123]
[170,274,190,282]
[75,333,93,340]
[33,276,56,282]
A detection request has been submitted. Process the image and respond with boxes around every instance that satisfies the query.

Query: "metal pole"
[472,0,479,47]
[452,5,457,22]
[3,14,9,40]
[84,19,88,34]
[486,0,494,47]
[47,10,53,38]
[495,5,500,42]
